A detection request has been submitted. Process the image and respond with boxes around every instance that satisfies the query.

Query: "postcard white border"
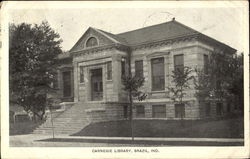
[1,1,249,159]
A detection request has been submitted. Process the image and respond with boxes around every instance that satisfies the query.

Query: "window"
[175,104,185,118]
[205,102,211,117]
[93,81,103,92]
[136,105,145,118]
[216,103,223,116]
[86,37,98,47]
[93,82,98,92]
[107,61,112,80]
[123,106,128,118]
[152,105,166,118]
[135,60,143,78]
[99,82,103,92]
[174,54,184,73]
[62,71,71,97]
[216,80,221,90]
[204,54,209,74]
[227,102,231,113]
[121,59,126,78]
[52,73,58,89]
[151,57,165,91]
[80,66,84,83]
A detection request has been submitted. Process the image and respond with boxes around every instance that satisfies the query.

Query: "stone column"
[112,55,121,101]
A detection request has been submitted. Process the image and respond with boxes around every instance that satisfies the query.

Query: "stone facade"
[57,19,236,122]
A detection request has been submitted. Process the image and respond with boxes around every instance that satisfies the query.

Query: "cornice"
[197,33,237,53]
[71,43,130,58]
[130,33,199,51]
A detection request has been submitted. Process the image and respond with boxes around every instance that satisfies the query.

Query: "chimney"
[172,17,175,21]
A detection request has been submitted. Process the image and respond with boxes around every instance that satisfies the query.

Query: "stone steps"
[33,103,92,135]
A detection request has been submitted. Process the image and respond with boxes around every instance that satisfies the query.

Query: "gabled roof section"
[94,28,128,45]
[69,27,124,52]
[116,19,199,46]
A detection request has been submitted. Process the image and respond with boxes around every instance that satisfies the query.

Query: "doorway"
[91,68,103,101]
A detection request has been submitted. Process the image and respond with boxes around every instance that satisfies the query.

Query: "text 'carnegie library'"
[92,149,159,153]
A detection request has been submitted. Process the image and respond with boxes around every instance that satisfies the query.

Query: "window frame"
[79,66,84,83]
[205,102,211,117]
[62,71,72,98]
[106,61,112,80]
[85,37,98,48]
[175,103,185,118]
[174,54,184,74]
[123,106,128,119]
[136,105,145,118]
[204,54,209,74]
[151,57,165,91]
[216,103,223,116]
[152,105,166,118]
[121,59,126,78]
[135,60,144,78]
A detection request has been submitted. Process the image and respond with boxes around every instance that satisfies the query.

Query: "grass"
[71,117,244,138]
[9,120,43,135]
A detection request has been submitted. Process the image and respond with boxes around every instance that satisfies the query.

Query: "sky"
[9,5,246,53]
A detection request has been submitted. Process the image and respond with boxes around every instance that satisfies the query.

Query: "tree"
[193,67,211,102]
[193,67,213,117]
[9,21,62,120]
[122,75,146,141]
[168,66,194,104]
[227,53,244,111]
[168,66,193,121]
[193,51,244,116]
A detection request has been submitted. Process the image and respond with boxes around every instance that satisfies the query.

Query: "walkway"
[10,134,244,147]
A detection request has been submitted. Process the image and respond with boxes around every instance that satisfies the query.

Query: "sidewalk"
[56,135,244,143]
[10,134,244,147]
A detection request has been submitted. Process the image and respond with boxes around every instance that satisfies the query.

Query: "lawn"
[72,117,244,138]
[10,121,43,135]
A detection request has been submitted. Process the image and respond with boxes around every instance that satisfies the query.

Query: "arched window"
[86,37,98,47]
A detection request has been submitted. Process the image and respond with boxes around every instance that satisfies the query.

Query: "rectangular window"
[151,57,165,91]
[216,80,221,90]
[174,54,184,73]
[62,71,71,97]
[227,102,231,113]
[205,102,211,117]
[121,60,126,78]
[53,72,58,89]
[216,103,223,116]
[204,54,209,74]
[107,61,112,80]
[152,105,166,118]
[136,105,145,118]
[175,104,185,118]
[80,66,84,83]
[123,106,128,118]
[135,60,143,78]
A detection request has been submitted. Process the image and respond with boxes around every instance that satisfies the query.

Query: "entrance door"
[91,68,103,101]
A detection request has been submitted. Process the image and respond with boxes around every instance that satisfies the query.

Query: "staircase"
[33,102,91,135]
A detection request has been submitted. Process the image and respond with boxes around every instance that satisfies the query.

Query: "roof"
[68,19,236,54]
[116,20,199,46]
[95,28,128,45]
